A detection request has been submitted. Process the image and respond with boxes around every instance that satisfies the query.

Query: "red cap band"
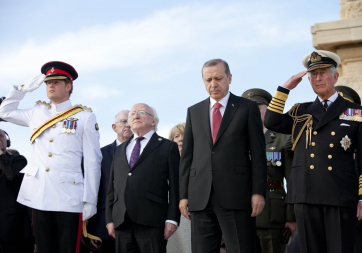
[46,68,73,80]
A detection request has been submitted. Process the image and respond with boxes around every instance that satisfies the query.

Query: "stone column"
[311,0,362,95]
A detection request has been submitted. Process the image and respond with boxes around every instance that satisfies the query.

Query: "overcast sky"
[0,0,341,158]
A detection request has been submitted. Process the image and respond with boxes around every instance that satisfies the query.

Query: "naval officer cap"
[41,61,78,82]
[302,50,341,72]
[335,86,361,105]
[241,88,272,105]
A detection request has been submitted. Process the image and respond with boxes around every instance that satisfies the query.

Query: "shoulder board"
[75,104,93,112]
[36,100,51,109]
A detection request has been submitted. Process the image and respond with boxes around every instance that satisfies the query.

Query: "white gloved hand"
[82,203,97,221]
[18,74,46,92]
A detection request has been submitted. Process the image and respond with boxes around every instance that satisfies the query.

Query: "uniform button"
[49,139,53,142]
[310,153,315,158]
[311,142,316,146]
[26,173,29,176]
[73,181,76,184]
[331,131,335,136]
[48,153,52,157]
[330,143,334,148]
[328,166,332,171]
[310,165,314,169]
[313,131,317,135]
[45,168,50,172]
[128,173,132,176]
[328,155,332,159]
[52,125,56,128]
[211,151,215,155]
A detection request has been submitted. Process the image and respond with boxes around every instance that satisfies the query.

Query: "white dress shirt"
[209,92,230,134]
[125,129,178,226]
[0,87,102,212]
[318,92,338,107]
[116,139,123,146]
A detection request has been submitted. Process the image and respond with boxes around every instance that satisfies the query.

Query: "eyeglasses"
[128,110,154,118]
[115,119,128,125]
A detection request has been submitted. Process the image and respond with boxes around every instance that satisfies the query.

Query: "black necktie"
[322,100,329,110]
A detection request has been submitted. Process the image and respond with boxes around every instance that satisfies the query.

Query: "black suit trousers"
[191,189,256,253]
[294,204,356,253]
[115,214,166,253]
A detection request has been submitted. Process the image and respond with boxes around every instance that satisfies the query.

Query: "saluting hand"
[251,194,265,217]
[18,74,45,93]
[282,71,308,90]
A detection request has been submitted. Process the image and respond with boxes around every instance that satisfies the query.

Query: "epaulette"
[75,104,93,112]
[36,100,51,109]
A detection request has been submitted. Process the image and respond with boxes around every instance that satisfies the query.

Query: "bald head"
[128,103,159,136]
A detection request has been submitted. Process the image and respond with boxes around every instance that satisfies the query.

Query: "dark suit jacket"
[106,133,181,229]
[0,153,32,241]
[89,141,117,239]
[256,131,295,229]
[265,87,362,208]
[179,93,267,211]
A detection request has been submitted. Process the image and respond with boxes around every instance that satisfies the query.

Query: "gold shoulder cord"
[82,221,102,243]
[288,103,313,151]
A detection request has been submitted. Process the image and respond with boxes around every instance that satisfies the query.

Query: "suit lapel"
[214,93,239,145]
[108,140,117,158]
[315,95,347,130]
[131,133,163,170]
[307,97,325,123]
[201,98,213,146]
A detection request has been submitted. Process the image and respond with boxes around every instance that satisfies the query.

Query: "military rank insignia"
[339,109,362,122]
[266,152,282,166]
[61,118,78,134]
[340,135,351,151]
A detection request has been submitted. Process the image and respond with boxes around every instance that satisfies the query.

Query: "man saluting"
[265,50,362,253]
[0,62,102,253]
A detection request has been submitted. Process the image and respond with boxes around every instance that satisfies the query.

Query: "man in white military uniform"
[0,61,102,253]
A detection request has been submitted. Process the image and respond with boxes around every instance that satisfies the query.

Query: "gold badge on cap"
[95,123,99,131]
[340,135,351,151]
[310,52,322,63]
[51,67,55,73]
[247,92,254,98]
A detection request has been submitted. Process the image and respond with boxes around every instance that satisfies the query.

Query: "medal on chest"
[61,118,78,134]
[340,109,362,122]
[340,135,352,151]
[266,152,282,166]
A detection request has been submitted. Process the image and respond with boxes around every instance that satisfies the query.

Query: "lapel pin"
[158,138,162,141]
[232,104,234,107]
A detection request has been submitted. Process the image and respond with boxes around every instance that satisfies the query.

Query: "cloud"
[78,84,121,100]
[0,1,313,87]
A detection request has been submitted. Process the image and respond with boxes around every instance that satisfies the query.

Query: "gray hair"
[202,59,231,77]
[114,110,130,122]
[150,107,159,132]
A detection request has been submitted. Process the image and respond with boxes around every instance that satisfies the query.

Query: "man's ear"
[112,124,117,133]
[66,83,72,92]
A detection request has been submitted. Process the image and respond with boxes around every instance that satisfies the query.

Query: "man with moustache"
[106,103,180,253]
[179,59,267,252]
[89,110,132,252]
[265,50,362,253]
[0,61,102,253]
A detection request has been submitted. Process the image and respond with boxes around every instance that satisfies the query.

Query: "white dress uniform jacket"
[0,87,102,213]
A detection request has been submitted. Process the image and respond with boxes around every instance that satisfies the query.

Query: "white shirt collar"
[318,92,338,103]
[50,100,72,113]
[209,92,230,109]
[116,139,123,146]
[132,130,155,142]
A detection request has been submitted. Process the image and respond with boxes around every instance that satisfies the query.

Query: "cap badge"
[338,91,344,97]
[51,67,55,73]
[247,92,254,98]
[310,52,322,63]
[340,135,351,151]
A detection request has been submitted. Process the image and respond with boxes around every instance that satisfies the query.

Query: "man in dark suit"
[242,89,296,253]
[106,103,180,253]
[0,129,34,253]
[88,110,132,252]
[179,59,267,253]
[265,50,362,253]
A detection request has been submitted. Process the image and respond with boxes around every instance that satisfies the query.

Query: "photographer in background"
[0,129,34,253]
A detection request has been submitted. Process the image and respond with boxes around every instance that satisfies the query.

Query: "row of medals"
[61,118,78,134]
[266,152,282,167]
[340,109,362,122]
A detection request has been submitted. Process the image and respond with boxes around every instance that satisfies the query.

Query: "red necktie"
[212,102,222,144]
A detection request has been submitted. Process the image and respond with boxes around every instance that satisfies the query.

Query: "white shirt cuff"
[166,220,178,226]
